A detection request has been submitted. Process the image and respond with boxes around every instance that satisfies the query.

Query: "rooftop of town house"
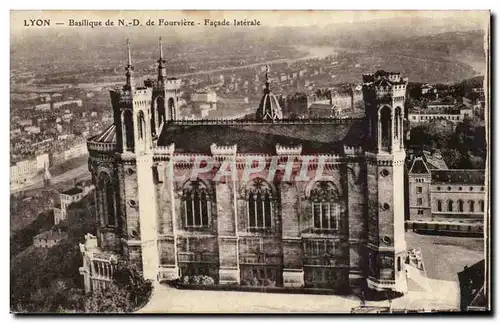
[431,169,486,185]
[61,187,83,196]
[34,230,68,241]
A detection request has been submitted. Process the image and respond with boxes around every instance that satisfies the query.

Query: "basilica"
[80,39,408,296]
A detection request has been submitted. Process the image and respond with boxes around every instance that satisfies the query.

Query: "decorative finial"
[159,36,164,60]
[125,39,135,90]
[157,36,167,82]
[126,39,132,67]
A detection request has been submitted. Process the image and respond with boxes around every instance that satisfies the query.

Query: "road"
[139,232,482,313]
[405,231,484,282]
[10,163,91,194]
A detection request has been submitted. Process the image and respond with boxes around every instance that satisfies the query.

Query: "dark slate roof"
[373,78,392,87]
[458,260,486,311]
[409,158,430,174]
[157,119,367,154]
[89,124,116,143]
[61,187,83,195]
[431,169,486,185]
[423,151,448,170]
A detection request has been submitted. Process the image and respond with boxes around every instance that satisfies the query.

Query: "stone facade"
[82,42,408,296]
[408,158,486,222]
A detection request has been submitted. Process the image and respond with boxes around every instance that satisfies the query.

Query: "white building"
[58,182,95,224]
[36,153,50,171]
[33,230,68,248]
[24,126,41,134]
[63,142,88,160]
[408,104,473,125]
[53,99,83,110]
[10,159,37,185]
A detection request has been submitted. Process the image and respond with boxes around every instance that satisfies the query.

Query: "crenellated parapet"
[87,141,117,153]
[163,78,182,90]
[210,143,238,156]
[276,144,302,155]
[170,117,365,126]
[154,143,176,155]
[110,87,134,104]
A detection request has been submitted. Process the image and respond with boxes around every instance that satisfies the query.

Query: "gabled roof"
[373,78,392,88]
[409,157,430,174]
[458,260,487,311]
[423,151,449,170]
[61,187,83,196]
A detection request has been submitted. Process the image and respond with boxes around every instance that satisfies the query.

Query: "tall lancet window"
[156,96,165,126]
[100,173,116,226]
[247,179,273,230]
[168,97,175,120]
[137,110,145,139]
[379,106,392,150]
[395,107,402,140]
[310,181,341,231]
[182,180,211,229]
[122,109,134,151]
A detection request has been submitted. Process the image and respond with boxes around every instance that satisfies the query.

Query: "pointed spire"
[125,39,135,90]
[159,36,164,61]
[264,65,270,93]
[127,39,132,67]
[157,36,167,82]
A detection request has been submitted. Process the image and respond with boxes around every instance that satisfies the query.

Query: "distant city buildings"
[190,89,217,117]
[10,153,49,186]
[408,102,473,126]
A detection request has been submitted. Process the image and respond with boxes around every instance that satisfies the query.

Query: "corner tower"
[110,40,159,280]
[362,70,407,295]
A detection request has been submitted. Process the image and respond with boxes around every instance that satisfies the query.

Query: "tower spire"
[157,36,167,82]
[159,36,164,61]
[264,65,270,93]
[125,39,135,90]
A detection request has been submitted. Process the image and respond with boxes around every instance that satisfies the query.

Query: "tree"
[84,284,133,313]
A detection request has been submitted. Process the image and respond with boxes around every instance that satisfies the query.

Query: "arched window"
[395,107,402,139]
[437,200,442,212]
[168,97,175,120]
[137,111,145,139]
[469,200,475,212]
[458,200,464,212]
[447,200,453,212]
[397,257,402,272]
[310,181,341,231]
[247,179,273,230]
[479,200,484,212]
[379,106,392,150]
[99,173,115,226]
[153,96,165,134]
[182,180,211,228]
[122,109,134,151]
